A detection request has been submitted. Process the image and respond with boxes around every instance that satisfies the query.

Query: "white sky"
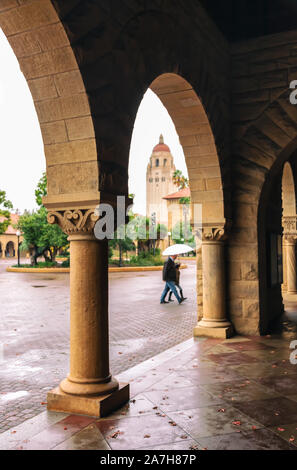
[0,29,187,215]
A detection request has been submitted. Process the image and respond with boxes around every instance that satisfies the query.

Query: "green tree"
[0,190,13,234]
[18,174,68,265]
[35,172,47,207]
[109,224,135,267]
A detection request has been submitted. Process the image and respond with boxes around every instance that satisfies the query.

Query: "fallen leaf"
[232,420,241,426]
[144,434,151,439]
[278,428,285,432]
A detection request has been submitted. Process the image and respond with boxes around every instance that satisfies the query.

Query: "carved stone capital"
[202,226,227,242]
[283,216,297,235]
[192,219,231,243]
[47,209,99,235]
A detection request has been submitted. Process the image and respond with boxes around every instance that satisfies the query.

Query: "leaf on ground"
[278,428,285,432]
[232,420,241,426]
[109,430,123,439]
[144,434,151,439]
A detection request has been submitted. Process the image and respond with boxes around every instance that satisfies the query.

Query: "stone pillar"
[194,225,233,339]
[282,236,287,293]
[284,236,297,294]
[46,209,129,417]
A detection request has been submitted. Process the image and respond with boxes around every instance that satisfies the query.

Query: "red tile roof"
[0,213,20,234]
[163,187,191,200]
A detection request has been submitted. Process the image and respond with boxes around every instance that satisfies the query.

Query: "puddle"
[0,391,29,402]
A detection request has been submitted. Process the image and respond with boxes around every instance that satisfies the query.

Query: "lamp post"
[168,231,171,247]
[151,212,156,256]
[16,230,21,267]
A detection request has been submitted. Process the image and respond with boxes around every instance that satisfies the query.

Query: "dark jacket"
[162,257,178,282]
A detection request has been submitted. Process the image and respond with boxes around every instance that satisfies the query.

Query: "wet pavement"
[0,333,297,450]
[0,259,197,432]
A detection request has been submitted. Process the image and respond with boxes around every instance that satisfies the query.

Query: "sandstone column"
[282,236,287,293]
[194,225,233,339]
[46,209,129,417]
[285,236,297,294]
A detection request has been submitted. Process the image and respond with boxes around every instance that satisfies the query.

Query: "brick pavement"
[0,259,197,432]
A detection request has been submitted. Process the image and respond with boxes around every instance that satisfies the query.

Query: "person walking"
[160,255,185,304]
[167,262,187,302]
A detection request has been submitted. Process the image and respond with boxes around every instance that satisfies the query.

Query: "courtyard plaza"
[0,258,197,432]
[0,332,297,450]
[0,260,297,449]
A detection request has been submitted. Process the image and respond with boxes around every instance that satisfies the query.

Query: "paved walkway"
[1,332,297,450]
[0,259,197,432]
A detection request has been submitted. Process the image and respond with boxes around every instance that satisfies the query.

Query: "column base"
[47,383,129,418]
[194,324,234,339]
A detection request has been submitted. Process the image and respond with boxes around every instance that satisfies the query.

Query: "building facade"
[146,135,176,228]
[2,0,297,417]
[0,214,22,259]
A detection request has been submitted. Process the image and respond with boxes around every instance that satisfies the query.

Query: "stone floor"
[0,259,197,432]
[1,332,297,450]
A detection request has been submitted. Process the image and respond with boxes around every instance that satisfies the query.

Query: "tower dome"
[153,134,170,153]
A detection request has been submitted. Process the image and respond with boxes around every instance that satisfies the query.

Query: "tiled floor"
[1,333,297,450]
[0,259,197,431]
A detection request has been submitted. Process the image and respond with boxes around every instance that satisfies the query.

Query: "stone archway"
[0,0,99,211]
[5,240,15,257]
[149,73,232,338]
[254,99,297,334]
[0,1,232,417]
[282,162,297,295]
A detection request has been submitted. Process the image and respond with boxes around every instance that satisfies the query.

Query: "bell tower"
[146,135,176,227]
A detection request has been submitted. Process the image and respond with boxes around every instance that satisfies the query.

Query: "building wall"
[146,149,176,227]
[230,31,297,334]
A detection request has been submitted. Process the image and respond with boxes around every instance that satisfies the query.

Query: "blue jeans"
[161,281,182,303]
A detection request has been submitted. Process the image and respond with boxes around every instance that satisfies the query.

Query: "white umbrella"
[162,243,194,256]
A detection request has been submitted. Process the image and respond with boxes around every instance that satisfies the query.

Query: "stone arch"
[282,162,297,217]
[150,73,225,225]
[5,240,15,257]
[0,0,99,210]
[255,102,297,333]
[281,161,297,294]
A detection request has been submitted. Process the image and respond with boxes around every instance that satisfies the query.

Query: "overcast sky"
[0,29,187,215]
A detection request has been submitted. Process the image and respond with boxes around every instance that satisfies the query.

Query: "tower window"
[164,159,167,167]
[156,159,159,167]
[149,178,153,183]
[155,178,159,182]
[162,177,166,182]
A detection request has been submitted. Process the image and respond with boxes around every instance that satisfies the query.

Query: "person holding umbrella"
[167,261,187,302]
[160,244,193,305]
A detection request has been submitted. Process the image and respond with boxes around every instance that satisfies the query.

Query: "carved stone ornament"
[283,216,297,236]
[192,219,231,242]
[47,209,99,235]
